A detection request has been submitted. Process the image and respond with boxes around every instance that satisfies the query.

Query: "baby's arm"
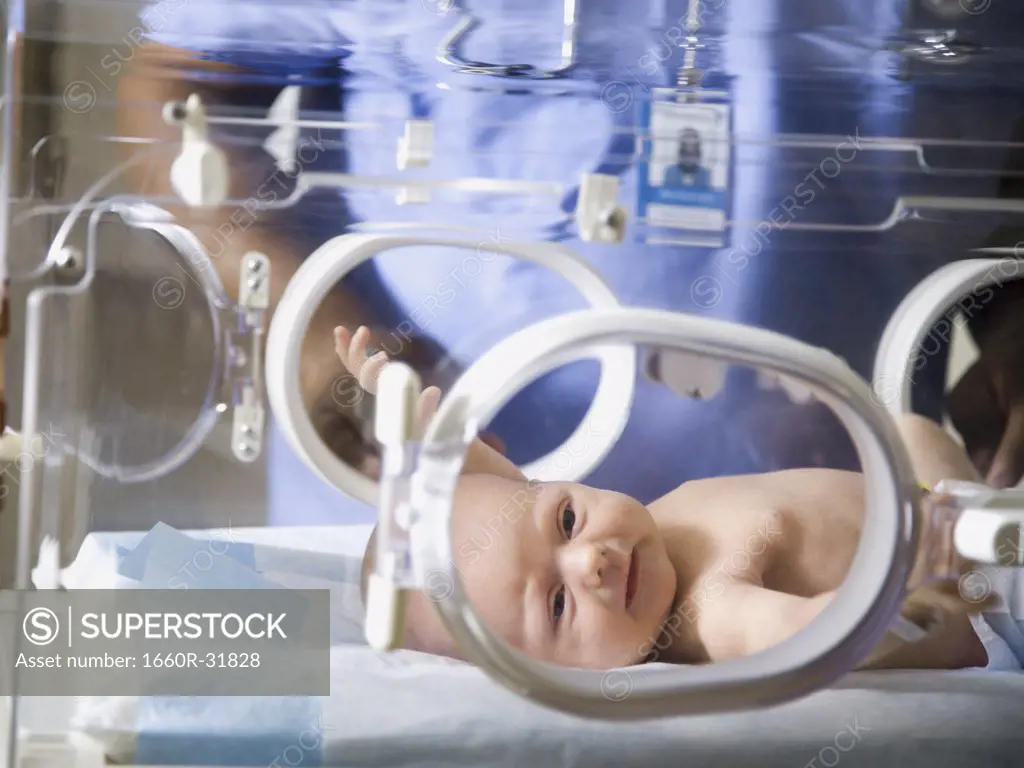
[692,582,836,662]
[691,415,992,668]
[894,413,983,489]
[334,326,525,482]
[696,582,985,670]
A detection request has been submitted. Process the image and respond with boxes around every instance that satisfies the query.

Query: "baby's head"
[361,473,678,669]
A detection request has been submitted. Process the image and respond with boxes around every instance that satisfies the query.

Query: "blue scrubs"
[143,0,1015,523]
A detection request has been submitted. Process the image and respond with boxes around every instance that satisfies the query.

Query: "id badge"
[637,89,733,247]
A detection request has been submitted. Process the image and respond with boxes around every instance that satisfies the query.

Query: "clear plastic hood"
[4,0,1024,762]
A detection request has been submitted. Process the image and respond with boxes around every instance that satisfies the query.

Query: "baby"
[336,325,1002,672]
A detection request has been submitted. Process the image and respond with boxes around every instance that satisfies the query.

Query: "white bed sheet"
[57,527,1024,768]
[330,662,1024,768]
[72,651,1024,768]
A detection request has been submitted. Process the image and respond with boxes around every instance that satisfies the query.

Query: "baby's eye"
[561,505,576,538]
[552,587,566,622]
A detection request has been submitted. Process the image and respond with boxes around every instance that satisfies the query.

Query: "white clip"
[396,186,432,206]
[644,350,726,401]
[955,507,1024,566]
[166,94,230,208]
[755,370,814,404]
[365,572,408,651]
[397,120,434,170]
[575,173,627,244]
[375,363,421,447]
[365,363,422,651]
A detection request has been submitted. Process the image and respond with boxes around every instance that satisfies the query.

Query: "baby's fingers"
[334,325,388,394]
[359,349,390,394]
[334,326,353,371]
[348,326,374,374]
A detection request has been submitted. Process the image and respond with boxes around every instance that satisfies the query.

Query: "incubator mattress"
[70,659,1024,768]
[60,528,1024,768]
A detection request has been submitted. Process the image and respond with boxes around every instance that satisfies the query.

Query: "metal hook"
[437,0,580,80]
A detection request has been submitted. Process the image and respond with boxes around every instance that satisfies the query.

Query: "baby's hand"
[333,326,442,432]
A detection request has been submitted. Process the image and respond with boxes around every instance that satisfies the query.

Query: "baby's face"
[446,474,677,669]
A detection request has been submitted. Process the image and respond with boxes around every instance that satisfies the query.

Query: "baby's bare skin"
[342,325,990,671]
[648,467,987,669]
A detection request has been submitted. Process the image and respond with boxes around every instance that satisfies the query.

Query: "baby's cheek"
[591,617,653,668]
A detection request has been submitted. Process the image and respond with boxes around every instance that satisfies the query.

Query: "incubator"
[2,0,1024,765]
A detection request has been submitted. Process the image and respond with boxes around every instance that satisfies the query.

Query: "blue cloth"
[143,0,1020,521]
[116,524,257,580]
[113,523,324,765]
[134,695,325,766]
[120,522,271,589]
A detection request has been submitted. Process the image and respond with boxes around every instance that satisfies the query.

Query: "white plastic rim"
[873,258,1023,415]
[79,200,227,483]
[419,307,919,720]
[265,233,636,508]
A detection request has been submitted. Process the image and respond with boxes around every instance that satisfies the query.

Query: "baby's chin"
[582,633,660,670]
[641,535,680,643]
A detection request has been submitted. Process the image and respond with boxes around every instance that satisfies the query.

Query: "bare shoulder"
[649,469,869,663]
[648,473,795,568]
[648,475,792,662]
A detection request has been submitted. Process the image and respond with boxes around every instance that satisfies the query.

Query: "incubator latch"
[397,120,434,170]
[576,174,627,244]
[755,370,814,404]
[365,363,422,651]
[223,252,269,463]
[396,187,431,206]
[935,481,1024,568]
[166,93,230,208]
[396,120,434,205]
[644,350,726,401]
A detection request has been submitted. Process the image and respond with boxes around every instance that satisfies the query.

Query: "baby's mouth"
[625,546,640,610]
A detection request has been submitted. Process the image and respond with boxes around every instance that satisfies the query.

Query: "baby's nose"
[564,546,605,589]
[562,542,626,591]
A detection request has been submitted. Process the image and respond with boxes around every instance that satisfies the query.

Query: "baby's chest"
[679,510,787,588]
[762,507,861,595]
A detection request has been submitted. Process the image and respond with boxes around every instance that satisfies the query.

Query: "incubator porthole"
[265,233,636,508]
[67,205,225,484]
